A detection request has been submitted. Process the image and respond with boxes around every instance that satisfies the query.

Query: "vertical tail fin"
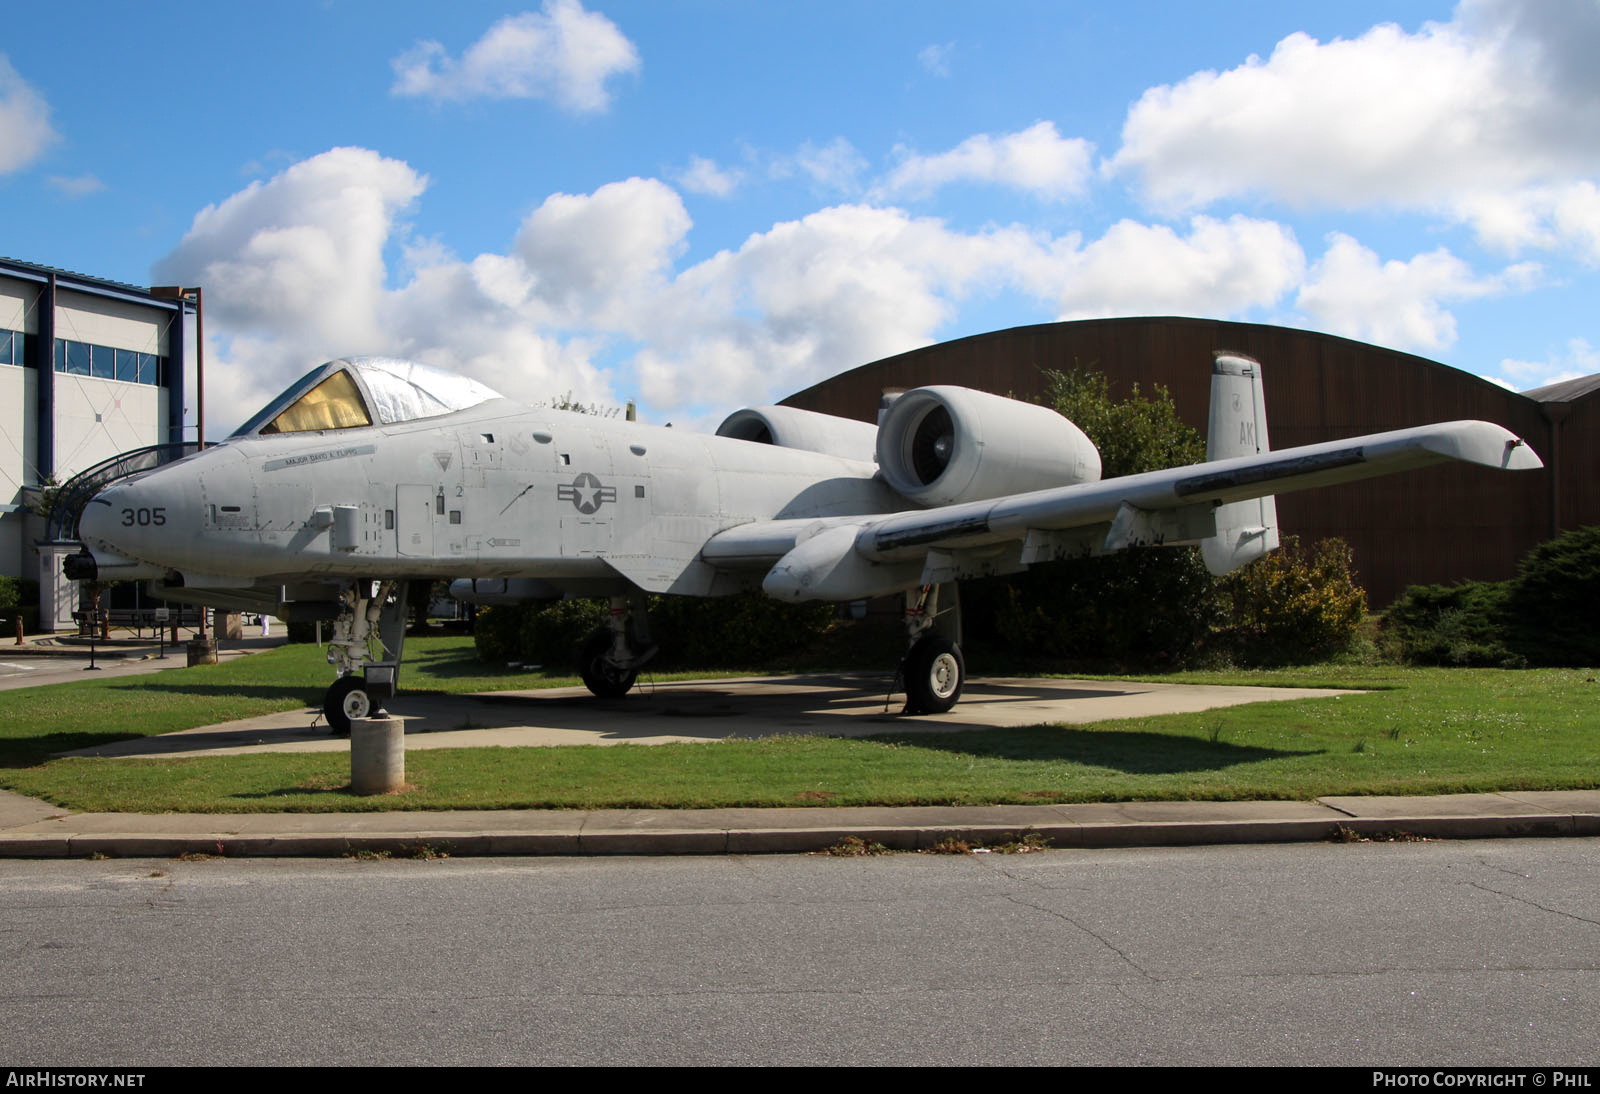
[1201,351,1280,576]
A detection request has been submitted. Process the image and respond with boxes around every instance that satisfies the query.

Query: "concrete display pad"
[61,673,1360,760]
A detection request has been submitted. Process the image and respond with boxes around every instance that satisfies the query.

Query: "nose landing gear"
[322,580,409,735]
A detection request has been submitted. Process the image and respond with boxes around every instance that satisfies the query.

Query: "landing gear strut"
[578,593,658,699]
[323,580,409,735]
[899,582,964,714]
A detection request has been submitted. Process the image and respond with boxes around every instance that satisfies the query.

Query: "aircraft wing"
[701,419,1543,602]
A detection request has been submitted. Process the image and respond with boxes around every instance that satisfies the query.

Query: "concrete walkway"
[57,674,1364,757]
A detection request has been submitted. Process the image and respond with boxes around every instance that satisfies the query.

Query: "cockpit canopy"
[230,357,503,438]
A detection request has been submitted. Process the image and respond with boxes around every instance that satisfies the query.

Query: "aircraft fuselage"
[80,399,904,597]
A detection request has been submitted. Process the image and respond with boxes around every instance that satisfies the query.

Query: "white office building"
[1,257,191,628]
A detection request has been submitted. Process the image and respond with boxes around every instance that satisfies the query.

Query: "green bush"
[1384,525,1600,667]
[1504,524,1600,666]
[974,548,1220,669]
[474,591,836,670]
[1215,537,1367,665]
[474,598,608,667]
[0,576,37,617]
[1382,581,1521,667]
[0,577,39,633]
[649,591,836,667]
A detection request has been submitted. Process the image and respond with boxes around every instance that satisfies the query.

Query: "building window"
[51,338,168,387]
[0,330,11,366]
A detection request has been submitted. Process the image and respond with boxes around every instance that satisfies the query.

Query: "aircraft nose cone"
[76,492,122,552]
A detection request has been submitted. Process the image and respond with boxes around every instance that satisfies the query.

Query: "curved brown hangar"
[782,317,1594,605]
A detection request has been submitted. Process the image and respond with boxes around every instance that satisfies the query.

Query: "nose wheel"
[324,675,380,736]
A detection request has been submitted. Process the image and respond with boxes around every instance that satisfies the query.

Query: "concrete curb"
[0,797,1595,859]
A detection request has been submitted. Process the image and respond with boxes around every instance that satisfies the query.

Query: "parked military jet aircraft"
[70,352,1541,732]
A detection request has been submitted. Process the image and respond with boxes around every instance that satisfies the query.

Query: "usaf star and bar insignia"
[558,472,618,515]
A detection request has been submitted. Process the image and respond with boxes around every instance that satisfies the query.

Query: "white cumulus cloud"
[391,1,639,113]
[1106,0,1600,257]
[675,156,743,198]
[785,137,870,194]
[1047,216,1307,321]
[1295,232,1534,352]
[629,205,1047,409]
[154,147,426,349]
[151,149,437,426]
[1490,336,1600,392]
[160,141,1556,437]
[0,55,56,174]
[879,122,1095,202]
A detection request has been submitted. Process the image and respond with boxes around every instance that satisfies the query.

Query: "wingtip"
[1502,436,1545,471]
[1414,422,1544,470]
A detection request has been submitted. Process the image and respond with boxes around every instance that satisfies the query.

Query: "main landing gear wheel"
[579,631,638,699]
[902,636,965,715]
[324,675,375,736]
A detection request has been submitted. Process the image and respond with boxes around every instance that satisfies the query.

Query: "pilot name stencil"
[263,445,375,472]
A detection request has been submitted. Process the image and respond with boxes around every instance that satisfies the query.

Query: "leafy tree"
[965,366,1218,668]
[1041,367,1205,475]
[26,474,62,522]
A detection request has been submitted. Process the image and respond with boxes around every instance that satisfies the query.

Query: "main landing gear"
[577,593,658,699]
[898,582,965,715]
[322,580,411,735]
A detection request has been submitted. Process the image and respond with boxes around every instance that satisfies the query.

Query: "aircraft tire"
[324,675,372,736]
[903,636,964,714]
[579,631,638,699]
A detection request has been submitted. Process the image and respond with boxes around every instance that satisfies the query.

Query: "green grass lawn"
[1,636,1595,813]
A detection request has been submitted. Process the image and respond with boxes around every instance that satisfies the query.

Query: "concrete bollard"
[351,715,405,795]
[186,637,217,666]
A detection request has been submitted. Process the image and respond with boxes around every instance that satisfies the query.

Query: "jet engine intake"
[875,386,1101,507]
[715,405,878,464]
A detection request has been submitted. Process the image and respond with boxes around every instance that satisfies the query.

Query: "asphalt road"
[2,838,1595,1066]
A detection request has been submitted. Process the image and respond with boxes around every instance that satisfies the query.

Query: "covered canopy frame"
[231,357,503,438]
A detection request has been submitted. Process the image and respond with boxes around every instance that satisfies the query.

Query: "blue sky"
[4,0,1598,433]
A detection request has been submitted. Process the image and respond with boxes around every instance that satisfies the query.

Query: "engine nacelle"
[715,405,878,464]
[875,386,1101,506]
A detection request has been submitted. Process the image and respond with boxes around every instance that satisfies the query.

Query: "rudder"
[1201,351,1280,575]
